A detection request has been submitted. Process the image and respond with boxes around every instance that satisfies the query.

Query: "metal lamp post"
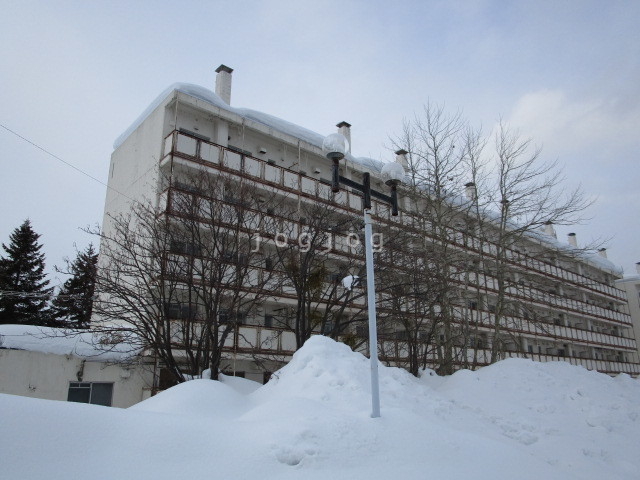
[322,133,405,418]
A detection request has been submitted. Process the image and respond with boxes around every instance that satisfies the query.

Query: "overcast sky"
[1,0,638,285]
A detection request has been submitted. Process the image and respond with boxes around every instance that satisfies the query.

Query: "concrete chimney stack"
[215,64,233,104]
[598,248,608,259]
[336,121,352,153]
[568,233,578,247]
[465,182,477,202]
[544,221,557,239]
[395,149,409,170]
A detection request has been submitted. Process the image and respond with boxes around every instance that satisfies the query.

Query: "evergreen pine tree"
[52,244,98,328]
[0,220,53,325]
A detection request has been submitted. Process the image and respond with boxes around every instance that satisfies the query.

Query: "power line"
[0,123,134,202]
[0,290,86,300]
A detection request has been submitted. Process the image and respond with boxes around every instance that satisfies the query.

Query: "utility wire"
[0,123,135,203]
[0,290,86,300]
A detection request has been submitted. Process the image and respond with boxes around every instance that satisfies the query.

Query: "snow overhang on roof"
[113,83,385,174]
[617,274,640,284]
[0,325,140,362]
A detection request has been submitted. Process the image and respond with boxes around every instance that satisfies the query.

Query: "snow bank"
[0,324,139,361]
[130,379,250,418]
[2,336,639,480]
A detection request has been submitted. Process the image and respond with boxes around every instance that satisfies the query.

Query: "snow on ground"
[1,336,639,480]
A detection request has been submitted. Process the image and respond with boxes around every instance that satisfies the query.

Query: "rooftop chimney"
[464,182,477,202]
[336,121,351,153]
[544,221,557,239]
[568,233,577,247]
[395,149,409,170]
[215,64,233,105]
[598,248,608,259]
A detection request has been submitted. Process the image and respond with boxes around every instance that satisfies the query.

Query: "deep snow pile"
[1,336,639,480]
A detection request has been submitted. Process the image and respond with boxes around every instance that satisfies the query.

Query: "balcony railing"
[160,130,634,335]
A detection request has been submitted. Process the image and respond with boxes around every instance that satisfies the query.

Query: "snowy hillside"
[1,336,639,480]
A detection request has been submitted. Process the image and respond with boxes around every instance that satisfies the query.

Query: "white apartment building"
[100,64,640,383]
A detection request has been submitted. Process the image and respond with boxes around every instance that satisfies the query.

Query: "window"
[159,369,178,390]
[170,240,201,256]
[322,322,334,335]
[165,302,198,320]
[68,382,113,407]
[219,309,230,323]
[166,302,181,319]
[265,257,274,271]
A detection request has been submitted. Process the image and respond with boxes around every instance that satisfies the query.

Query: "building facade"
[99,65,640,382]
[615,264,640,361]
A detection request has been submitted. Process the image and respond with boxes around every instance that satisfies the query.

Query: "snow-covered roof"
[525,228,623,275]
[617,274,640,284]
[425,188,623,275]
[0,324,140,362]
[114,83,384,173]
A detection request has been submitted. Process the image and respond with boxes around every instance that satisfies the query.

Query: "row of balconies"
[449,306,636,350]
[162,197,633,325]
[218,324,640,375]
[458,273,630,324]
[170,131,627,304]
[163,236,632,336]
[163,197,631,333]
[166,131,625,298]
[162,282,637,358]
[162,131,630,320]
[161,207,632,337]
[456,236,625,300]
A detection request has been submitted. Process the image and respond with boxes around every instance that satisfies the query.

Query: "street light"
[322,133,349,193]
[381,160,406,216]
[323,133,405,418]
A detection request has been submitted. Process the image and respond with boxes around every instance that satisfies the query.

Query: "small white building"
[0,325,153,408]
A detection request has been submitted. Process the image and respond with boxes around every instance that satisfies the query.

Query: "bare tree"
[93,170,278,383]
[268,198,368,349]
[375,223,444,376]
[390,103,481,374]
[474,121,593,363]
[390,108,595,372]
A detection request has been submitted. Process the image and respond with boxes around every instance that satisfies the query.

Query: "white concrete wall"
[101,93,176,241]
[95,93,178,328]
[617,276,640,359]
[0,349,153,408]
